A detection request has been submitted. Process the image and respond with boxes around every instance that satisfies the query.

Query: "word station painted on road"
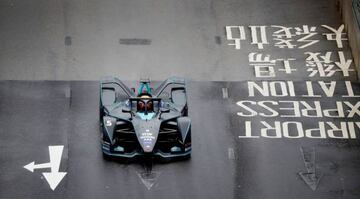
[225,24,360,139]
[24,145,67,191]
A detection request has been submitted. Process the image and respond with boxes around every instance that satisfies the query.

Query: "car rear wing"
[100,77,135,98]
[153,77,186,97]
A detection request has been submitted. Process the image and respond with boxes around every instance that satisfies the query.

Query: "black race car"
[99,77,191,160]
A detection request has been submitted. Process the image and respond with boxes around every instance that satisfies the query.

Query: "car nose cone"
[133,119,161,153]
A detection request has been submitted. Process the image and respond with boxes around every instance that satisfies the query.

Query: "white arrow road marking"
[136,171,161,190]
[42,172,67,191]
[24,162,51,172]
[23,145,67,191]
[298,147,323,191]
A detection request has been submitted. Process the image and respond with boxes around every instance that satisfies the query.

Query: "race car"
[99,77,191,160]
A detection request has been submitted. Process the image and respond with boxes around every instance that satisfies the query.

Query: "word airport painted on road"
[240,121,360,139]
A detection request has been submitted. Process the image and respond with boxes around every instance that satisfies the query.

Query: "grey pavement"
[0,0,354,81]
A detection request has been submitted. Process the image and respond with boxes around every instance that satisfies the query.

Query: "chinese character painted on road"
[225,25,269,50]
[277,58,297,74]
[272,25,297,49]
[249,52,276,77]
[225,26,246,49]
[249,53,297,77]
[225,24,349,50]
[295,25,319,49]
[249,26,269,49]
[305,51,353,77]
[322,24,348,48]
[271,25,319,49]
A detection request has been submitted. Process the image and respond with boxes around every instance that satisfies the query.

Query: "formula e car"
[99,77,191,160]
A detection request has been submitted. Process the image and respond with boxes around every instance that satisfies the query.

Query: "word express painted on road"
[236,81,360,139]
[237,100,360,118]
[225,25,347,50]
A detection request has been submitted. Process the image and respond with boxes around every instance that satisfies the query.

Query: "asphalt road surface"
[0,0,353,81]
[1,0,360,199]
[1,81,360,199]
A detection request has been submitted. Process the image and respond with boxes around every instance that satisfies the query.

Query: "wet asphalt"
[0,81,359,199]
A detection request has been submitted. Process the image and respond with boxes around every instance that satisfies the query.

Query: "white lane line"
[228,148,235,160]
[222,88,229,99]
[65,87,71,98]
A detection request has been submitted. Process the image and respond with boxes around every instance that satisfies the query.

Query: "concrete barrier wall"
[338,0,360,80]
